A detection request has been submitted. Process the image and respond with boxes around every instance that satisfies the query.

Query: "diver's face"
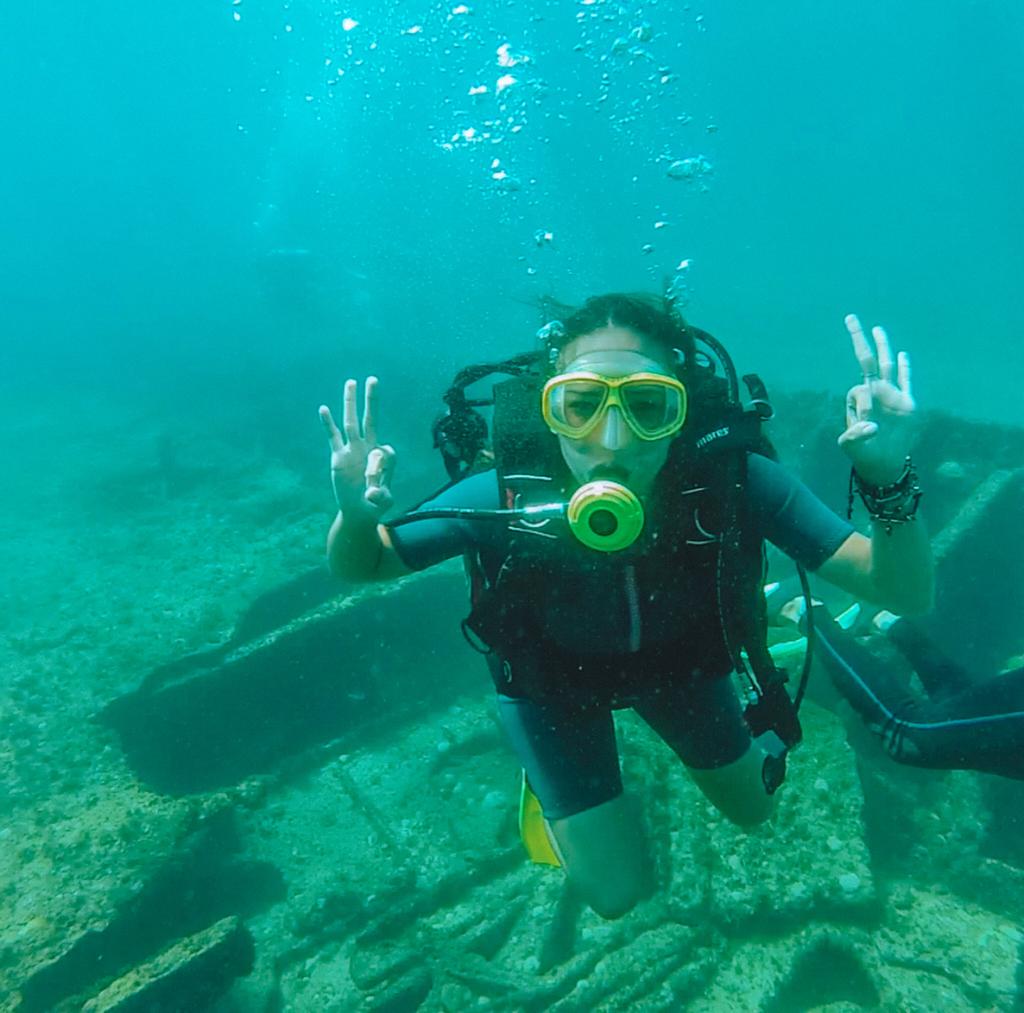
[554,325,675,498]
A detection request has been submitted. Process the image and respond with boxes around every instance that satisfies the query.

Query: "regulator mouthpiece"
[566,480,644,552]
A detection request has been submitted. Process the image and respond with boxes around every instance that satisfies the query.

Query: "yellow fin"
[518,772,562,867]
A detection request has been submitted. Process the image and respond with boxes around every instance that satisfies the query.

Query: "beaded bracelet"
[846,456,922,534]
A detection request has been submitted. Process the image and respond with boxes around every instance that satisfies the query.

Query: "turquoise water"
[3,2,1022,427]
[2,3,1023,1010]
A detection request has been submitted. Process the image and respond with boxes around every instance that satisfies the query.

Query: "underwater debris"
[665,154,714,184]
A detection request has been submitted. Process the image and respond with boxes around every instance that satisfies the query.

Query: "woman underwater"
[319,293,933,918]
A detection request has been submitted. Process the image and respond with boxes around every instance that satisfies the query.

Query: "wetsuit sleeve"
[745,454,855,570]
[386,469,501,571]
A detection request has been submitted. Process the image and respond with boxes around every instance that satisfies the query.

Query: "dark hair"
[539,292,698,380]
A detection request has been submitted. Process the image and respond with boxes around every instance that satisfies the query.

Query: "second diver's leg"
[909,668,1024,778]
[885,616,975,697]
[495,692,653,919]
[798,606,1024,777]
[810,605,921,740]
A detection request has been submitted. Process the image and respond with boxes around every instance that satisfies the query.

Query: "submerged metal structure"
[4,398,1024,1010]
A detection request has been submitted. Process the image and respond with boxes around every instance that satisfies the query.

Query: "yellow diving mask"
[541,371,688,441]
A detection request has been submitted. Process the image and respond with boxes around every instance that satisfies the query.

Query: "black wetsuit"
[813,605,1024,780]
[389,455,853,818]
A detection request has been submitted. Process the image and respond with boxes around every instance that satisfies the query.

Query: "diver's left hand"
[838,314,916,486]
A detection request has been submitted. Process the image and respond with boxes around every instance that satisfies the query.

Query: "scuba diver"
[318,292,934,919]
[769,591,1024,780]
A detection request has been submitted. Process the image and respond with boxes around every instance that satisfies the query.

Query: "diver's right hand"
[319,376,396,518]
